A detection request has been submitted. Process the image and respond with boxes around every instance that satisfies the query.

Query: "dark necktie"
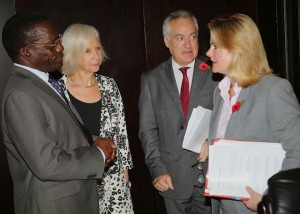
[48,76,93,145]
[48,76,66,99]
[179,67,190,123]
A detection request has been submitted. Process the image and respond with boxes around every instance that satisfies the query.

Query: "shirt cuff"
[96,147,105,163]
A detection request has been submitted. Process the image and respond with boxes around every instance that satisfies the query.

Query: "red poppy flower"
[232,102,241,113]
[232,100,246,113]
[199,62,209,71]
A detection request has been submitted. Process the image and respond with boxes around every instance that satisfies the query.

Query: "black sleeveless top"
[68,91,102,135]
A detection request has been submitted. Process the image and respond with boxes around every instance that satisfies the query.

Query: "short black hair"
[2,12,49,62]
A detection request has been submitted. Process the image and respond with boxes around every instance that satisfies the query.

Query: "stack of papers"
[205,139,285,199]
[182,106,211,153]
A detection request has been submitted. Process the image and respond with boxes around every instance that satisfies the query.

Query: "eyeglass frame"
[27,34,62,49]
[192,162,205,188]
[197,162,205,187]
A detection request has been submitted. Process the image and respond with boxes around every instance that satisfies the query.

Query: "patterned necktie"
[48,76,66,99]
[179,67,190,123]
[48,75,93,145]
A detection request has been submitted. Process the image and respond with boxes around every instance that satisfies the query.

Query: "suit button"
[180,125,185,129]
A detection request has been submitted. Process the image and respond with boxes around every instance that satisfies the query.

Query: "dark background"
[0,0,299,213]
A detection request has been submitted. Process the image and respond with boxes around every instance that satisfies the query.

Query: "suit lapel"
[209,88,223,141]
[188,59,208,118]
[159,58,211,118]
[225,86,252,137]
[13,67,80,125]
[159,59,183,115]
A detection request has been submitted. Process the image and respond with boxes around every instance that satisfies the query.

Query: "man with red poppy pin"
[138,10,218,214]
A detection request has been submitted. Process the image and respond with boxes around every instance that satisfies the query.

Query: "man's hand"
[153,174,174,192]
[243,186,262,211]
[197,140,209,162]
[92,138,116,165]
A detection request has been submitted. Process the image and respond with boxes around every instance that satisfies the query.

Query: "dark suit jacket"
[1,66,105,214]
[208,75,300,214]
[139,57,218,199]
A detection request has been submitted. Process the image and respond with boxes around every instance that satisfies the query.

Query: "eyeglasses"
[44,34,62,48]
[29,34,62,49]
[197,163,205,188]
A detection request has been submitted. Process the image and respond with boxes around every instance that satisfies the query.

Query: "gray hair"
[61,23,108,75]
[162,10,199,37]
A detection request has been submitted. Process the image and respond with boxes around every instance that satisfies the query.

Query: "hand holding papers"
[205,139,285,199]
[182,106,211,153]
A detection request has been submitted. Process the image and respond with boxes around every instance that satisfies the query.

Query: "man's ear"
[164,36,170,48]
[19,47,31,61]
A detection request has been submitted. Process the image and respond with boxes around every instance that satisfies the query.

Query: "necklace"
[82,81,96,88]
[69,75,97,88]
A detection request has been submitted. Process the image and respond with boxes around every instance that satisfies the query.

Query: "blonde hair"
[61,23,108,75]
[208,13,272,87]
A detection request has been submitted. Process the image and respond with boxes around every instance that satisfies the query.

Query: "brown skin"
[19,21,64,72]
[17,21,116,163]
[92,138,116,165]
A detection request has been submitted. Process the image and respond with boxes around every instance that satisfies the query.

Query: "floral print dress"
[60,73,134,214]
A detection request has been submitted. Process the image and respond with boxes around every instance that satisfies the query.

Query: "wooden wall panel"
[143,0,257,70]
[257,0,300,101]
[7,1,257,213]
[3,1,298,214]
[14,1,154,213]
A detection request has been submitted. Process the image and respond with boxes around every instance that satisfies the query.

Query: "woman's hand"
[243,186,262,211]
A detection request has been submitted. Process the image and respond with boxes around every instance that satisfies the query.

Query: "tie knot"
[179,67,190,75]
[48,76,57,84]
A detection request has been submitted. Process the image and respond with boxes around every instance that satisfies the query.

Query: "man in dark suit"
[138,10,217,214]
[1,12,115,214]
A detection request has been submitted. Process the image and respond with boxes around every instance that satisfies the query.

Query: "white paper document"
[205,139,285,199]
[182,106,212,153]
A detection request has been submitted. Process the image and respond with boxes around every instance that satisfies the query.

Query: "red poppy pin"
[232,100,246,113]
[199,62,211,71]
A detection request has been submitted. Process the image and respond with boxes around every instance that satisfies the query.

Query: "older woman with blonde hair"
[207,13,300,214]
[60,23,134,214]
